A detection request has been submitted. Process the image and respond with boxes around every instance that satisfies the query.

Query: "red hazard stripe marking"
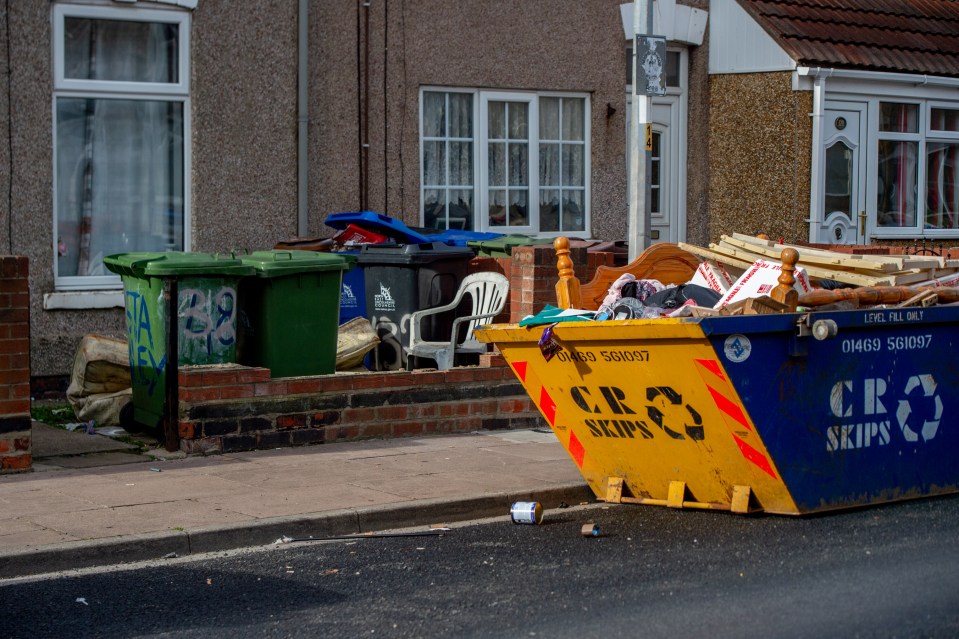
[706,384,751,431]
[568,430,585,468]
[732,433,777,479]
[512,360,528,382]
[539,386,556,426]
[697,358,777,480]
[695,358,725,381]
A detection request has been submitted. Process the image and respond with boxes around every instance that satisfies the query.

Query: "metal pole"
[642,0,654,252]
[627,0,654,261]
[297,0,309,237]
[163,279,180,452]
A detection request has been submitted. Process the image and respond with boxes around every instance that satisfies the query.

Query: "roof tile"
[737,0,959,76]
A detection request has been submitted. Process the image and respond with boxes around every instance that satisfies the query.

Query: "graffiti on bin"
[371,314,411,367]
[124,290,166,397]
[571,385,705,441]
[827,373,943,451]
[179,285,238,357]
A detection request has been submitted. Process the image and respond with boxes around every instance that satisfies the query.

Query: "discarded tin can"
[510,501,543,525]
[581,523,600,537]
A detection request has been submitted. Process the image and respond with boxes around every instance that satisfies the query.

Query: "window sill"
[43,291,124,310]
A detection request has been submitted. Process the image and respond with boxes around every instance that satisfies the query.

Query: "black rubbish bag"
[642,284,721,310]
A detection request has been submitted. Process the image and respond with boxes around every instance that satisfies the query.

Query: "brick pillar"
[0,257,31,473]
[587,251,615,281]
[509,244,587,322]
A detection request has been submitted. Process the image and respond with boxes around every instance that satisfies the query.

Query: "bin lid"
[426,229,504,247]
[103,251,255,277]
[355,241,475,265]
[567,239,629,266]
[466,234,554,255]
[240,250,357,277]
[324,211,433,244]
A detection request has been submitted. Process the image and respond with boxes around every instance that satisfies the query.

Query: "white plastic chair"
[405,271,510,370]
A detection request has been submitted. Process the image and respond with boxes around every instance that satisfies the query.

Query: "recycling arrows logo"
[895,374,943,443]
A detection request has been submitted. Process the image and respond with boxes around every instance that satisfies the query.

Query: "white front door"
[626,95,686,243]
[819,101,867,244]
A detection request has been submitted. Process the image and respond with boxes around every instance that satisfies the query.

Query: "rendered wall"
[10,1,702,380]
[10,2,299,379]
[707,72,812,243]
[0,3,9,253]
[310,0,638,242]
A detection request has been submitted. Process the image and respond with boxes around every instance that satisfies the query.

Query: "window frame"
[51,3,192,291]
[536,93,590,236]
[419,89,479,232]
[923,101,959,234]
[867,97,959,240]
[479,90,538,233]
[419,87,591,237]
[53,4,190,96]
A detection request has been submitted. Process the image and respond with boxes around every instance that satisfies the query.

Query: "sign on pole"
[634,35,666,97]
[627,0,659,261]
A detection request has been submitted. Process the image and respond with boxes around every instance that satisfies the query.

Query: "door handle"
[859,210,866,236]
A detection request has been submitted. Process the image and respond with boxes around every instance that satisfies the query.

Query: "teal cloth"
[518,304,595,327]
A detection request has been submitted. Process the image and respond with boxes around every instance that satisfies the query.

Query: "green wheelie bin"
[237,250,356,378]
[104,252,255,431]
[466,234,553,257]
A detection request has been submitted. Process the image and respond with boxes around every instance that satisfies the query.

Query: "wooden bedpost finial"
[771,247,799,312]
[554,236,581,310]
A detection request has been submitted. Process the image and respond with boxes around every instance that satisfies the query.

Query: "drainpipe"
[297,0,309,236]
[362,1,370,211]
[5,0,12,252]
[805,68,831,243]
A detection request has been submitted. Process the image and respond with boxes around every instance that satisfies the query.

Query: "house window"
[926,106,959,231]
[422,92,474,230]
[873,100,959,236]
[420,89,590,235]
[876,103,919,229]
[53,4,190,289]
[539,97,586,232]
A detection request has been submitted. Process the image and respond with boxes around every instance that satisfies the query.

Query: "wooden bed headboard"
[554,237,701,310]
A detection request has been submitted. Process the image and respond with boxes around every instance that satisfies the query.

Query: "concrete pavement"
[0,427,591,579]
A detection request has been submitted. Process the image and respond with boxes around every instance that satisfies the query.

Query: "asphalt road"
[4,496,959,638]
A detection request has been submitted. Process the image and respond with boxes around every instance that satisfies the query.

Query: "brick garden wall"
[0,257,31,474]
[176,354,543,454]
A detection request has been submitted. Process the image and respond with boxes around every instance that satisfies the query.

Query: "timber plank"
[704,242,903,286]
[721,235,901,272]
[729,233,946,270]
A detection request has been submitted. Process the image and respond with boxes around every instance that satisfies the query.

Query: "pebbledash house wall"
[3,1,657,383]
[707,72,813,245]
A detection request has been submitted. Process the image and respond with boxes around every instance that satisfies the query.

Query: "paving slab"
[0,429,591,579]
[30,422,138,457]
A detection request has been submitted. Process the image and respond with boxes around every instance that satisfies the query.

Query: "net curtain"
[57,17,183,278]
